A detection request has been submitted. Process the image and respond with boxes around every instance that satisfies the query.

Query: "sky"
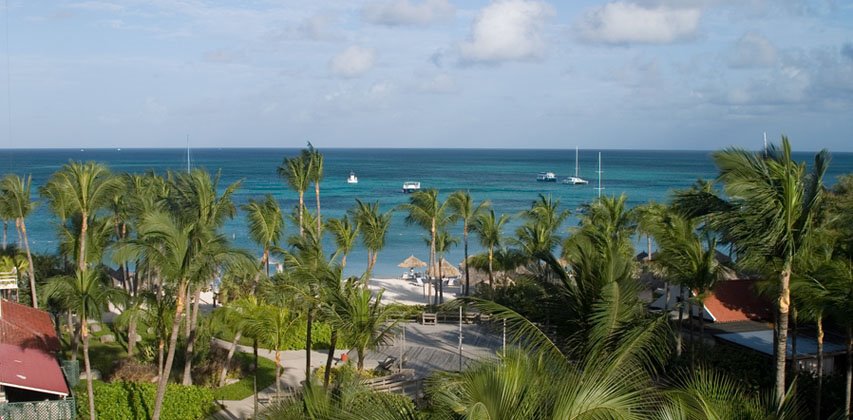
[0,0,851,151]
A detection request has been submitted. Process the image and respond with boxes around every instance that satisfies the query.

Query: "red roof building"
[0,299,70,399]
[702,279,772,323]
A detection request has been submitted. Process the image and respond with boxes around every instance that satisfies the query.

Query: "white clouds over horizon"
[576,1,702,45]
[458,0,554,64]
[329,46,377,78]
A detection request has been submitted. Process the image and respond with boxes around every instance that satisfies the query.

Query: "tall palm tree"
[278,154,311,237]
[448,190,489,296]
[351,199,392,280]
[243,194,284,277]
[402,189,453,298]
[44,270,123,420]
[41,161,121,272]
[0,174,38,307]
[473,209,510,290]
[304,143,324,237]
[431,230,458,305]
[326,215,358,272]
[673,137,828,401]
[117,210,242,420]
[324,284,399,371]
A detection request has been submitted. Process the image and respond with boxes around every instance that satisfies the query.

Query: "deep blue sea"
[3,148,851,277]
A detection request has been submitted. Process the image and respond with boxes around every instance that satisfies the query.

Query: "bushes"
[76,381,215,420]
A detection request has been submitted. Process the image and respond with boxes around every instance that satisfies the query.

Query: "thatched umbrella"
[398,255,427,269]
[427,258,461,278]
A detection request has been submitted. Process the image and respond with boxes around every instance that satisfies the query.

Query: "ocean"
[3,148,851,278]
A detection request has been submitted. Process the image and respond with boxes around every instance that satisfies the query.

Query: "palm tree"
[278,154,311,237]
[245,301,299,398]
[431,230,458,305]
[326,215,358,272]
[473,209,510,289]
[117,210,242,420]
[448,190,489,296]
[324,284,399,371]
[260,379,419,420]
[402,189,453,299]
[43,270,122,420]
[351,199,392,280]
[41,161,121,272]
[304,143,324,237]
[243,194,284,277]
[673,137,828,401]
[0,174,38,307]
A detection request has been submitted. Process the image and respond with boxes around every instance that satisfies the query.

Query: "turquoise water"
[3,148,851,277]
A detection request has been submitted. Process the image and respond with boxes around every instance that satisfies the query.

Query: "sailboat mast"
[575,147,579,178]
[594,152,604,198]
[186,135,190,173]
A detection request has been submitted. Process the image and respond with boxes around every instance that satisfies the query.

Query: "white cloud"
[728,32,777,68]
[458,0,554,64]
[576,2,701,45]
[329,46,376,78]
[363,0,454,26]
[416,73,457,93]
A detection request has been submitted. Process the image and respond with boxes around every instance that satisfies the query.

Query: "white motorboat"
[536,172,557,182]
[402,181,421,193]
[347,171,358,184]
[562,147,588,185]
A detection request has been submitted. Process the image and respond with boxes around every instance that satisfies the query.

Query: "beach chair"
[412,277,424,286]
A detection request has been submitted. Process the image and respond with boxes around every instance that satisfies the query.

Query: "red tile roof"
[0,299,61,353]
[0,343,69,396]
[704,279,772,323]
[0,298,69,397]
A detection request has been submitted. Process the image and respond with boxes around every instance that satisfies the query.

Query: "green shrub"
[76,380,215,420]
[212,352,277,401]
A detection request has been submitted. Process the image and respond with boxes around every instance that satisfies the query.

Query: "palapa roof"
[427,258,461,278]
[398,255,427,269]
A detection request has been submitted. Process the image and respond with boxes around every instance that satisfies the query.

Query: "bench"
[421,312,437,325]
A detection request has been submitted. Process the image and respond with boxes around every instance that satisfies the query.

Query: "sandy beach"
[368,277,460,306]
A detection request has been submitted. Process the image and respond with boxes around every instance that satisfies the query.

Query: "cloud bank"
[459,0,554,64]
[576,2,701,45]
[363,0,454,26]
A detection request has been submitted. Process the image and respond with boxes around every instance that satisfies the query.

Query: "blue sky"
[1,0,852,150]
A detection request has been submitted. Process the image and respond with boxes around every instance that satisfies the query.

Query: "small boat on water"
[536,172,557,182]
[347,171,358,184]
[562,147,588,185]
[402,181,421,193]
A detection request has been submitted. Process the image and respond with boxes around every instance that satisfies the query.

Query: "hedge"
[76,381,215,420]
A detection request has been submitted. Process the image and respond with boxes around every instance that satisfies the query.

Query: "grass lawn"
[212,352,277,401]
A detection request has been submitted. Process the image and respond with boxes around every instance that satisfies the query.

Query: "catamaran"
[347,171,358,184]
[562,147,588,185]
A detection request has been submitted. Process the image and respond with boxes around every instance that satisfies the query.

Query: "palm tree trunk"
[816,316,824,420]
[487,247,494,289]
[792,307,799,375]
[79,212,88,272]
[463,227,470,296]
[81,321,96,420]
[357,348,364,371]
[305,308,313,383]
[664,281,670,311]
[220,330,242,387]
[298,191,305,237]
[438,259,444,305]
[67,311,78,362]
[182,287,202,385]
[127,314,138,357]
[775,265,792,404]
[158,337,165,377]
[152,282,187,420]
[688,299,694,369]
[275,350,282,398]
[315,182,321,236]
[2,220,6,250]
[324,330,338,388]
[20,219,37,308]
[263,248,270,277]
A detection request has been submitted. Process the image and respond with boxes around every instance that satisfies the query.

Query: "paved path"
[210,321,501,419]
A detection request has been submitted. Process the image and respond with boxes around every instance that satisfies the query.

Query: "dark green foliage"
[75,381,215,420]
[212,352,277,401]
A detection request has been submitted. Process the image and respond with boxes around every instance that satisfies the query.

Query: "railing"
[61,360,80,388]
[363,369,422,400]
[0,398,76,420]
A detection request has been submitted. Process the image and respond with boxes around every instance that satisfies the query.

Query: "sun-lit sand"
[368,277,460,306]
